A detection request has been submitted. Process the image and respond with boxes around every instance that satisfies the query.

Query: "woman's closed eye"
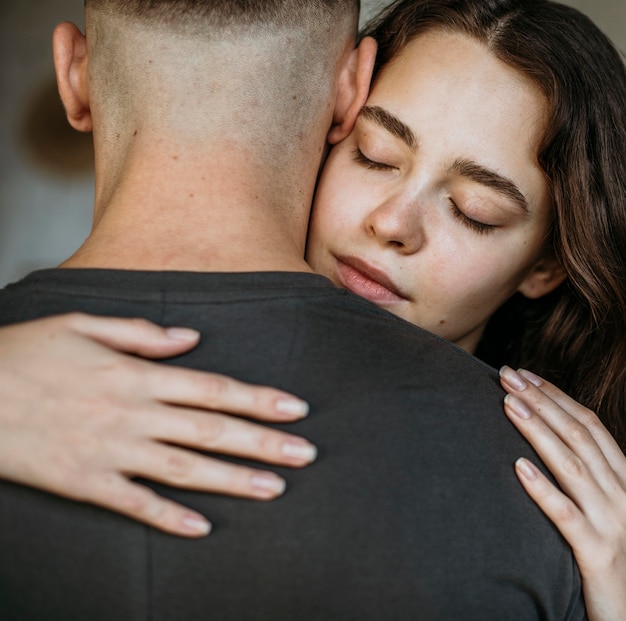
[352,148,397,172]
[448,199,496,235]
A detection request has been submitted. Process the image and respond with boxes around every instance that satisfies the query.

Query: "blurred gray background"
[1,0,624,286]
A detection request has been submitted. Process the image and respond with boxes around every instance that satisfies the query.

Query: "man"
[0,1,584,619]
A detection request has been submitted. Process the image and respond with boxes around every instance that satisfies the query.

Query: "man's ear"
[53,22,92,133]
[517,253,567,299]
[327,36,377,145]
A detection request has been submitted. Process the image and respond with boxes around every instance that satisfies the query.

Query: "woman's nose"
[364,198,425,255]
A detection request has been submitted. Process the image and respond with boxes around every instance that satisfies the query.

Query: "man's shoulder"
[294,286,500,390]
[0,265,498,385]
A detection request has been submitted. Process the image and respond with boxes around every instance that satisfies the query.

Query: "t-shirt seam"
[4,287,348,306]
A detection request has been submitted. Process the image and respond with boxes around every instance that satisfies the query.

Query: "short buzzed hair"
[83,0,361,196]
[85,0,360,30]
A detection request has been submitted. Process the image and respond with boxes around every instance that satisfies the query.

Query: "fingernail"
[282,441,318,463]
[252,472,287,496]
[182,513,212,536]
[499,366,528,391]
[504,394,532,420]
[166,327,201,341]
[276,398,310,419]
[515,457,538,480]
[518,369,544,387]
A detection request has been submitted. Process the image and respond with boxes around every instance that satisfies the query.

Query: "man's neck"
[61,143,315,274]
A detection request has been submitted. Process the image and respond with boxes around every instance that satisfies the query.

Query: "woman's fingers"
[514,455,626,621]
[500,367,626,621]
[53,312,203,358]
[502,391,608,510]
[499,367,623,493]
[79,473,213,537]
[514,457,586,544]
[499,366,626,510]
[146,363,309,421]
[149,405,317,467]
[516,368,626,474]
[67,312,310,421]
[0,316,315,538]
[499,365,626,562]
[123,442,288,500]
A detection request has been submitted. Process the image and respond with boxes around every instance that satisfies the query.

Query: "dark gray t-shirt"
[0,269,586,621]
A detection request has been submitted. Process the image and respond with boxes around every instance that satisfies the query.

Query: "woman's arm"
[0,313,316,538]
[500,366,626,621]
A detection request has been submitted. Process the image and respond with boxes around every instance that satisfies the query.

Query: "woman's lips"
[335,256,407,304]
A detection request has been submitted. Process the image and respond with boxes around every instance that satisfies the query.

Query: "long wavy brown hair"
[362,0,626,450]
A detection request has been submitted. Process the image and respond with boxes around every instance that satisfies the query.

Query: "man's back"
[0,269,585,620]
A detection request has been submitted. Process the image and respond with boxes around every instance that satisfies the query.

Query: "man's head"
[80,0,360,135]
[84,0,360,28]
[53,0,374,218]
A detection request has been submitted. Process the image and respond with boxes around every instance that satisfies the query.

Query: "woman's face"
[307,30,559,352]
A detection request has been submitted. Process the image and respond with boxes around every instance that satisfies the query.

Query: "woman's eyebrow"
[449,158,530,215]
[359,105,418,151]
[358,106,530,215]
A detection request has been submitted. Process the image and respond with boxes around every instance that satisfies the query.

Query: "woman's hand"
[0,313,316,538]
[499,366,626,621]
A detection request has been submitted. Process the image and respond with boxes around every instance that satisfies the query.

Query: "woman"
[0,0,625,617]
[303,1,626,617]
[329,0,626,447]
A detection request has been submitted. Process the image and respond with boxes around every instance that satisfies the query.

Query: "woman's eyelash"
[350,150,496,235]
[352,148,395,171]
[449,200,496,235]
